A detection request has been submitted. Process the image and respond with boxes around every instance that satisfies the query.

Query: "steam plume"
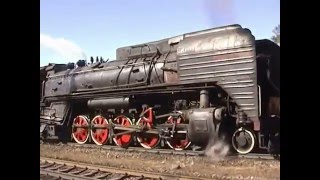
[40,33,87,61]
[203,0,235,26]
[204,136,230,162]
[204,119,230,161]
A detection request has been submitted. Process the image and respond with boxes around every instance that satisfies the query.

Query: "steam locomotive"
[40,24,280,155]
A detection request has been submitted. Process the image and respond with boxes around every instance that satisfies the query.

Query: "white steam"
[203,0,235,26]
[40,33,87,61]
[204,136,230,162]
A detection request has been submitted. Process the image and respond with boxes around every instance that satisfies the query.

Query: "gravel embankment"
[40,144,280,180]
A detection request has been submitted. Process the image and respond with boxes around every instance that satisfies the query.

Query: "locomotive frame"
[40,24,280,155]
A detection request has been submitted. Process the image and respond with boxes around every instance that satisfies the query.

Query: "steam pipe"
[87,97,130,109]
[200,90,209,108]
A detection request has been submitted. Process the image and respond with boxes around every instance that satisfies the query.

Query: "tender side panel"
[177,26,259,120]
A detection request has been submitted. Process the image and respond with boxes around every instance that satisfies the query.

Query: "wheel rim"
[112,115,133,148]
[90,115,109,145]
[232,127,256,154]
[165,115,191,150]
[72,115,90,144]
[136,118,160,149]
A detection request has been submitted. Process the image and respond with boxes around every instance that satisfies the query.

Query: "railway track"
[41,142,279,160]
[40,157,212,180]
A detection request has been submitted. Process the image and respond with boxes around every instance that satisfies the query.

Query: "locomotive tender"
[40,24,280,154]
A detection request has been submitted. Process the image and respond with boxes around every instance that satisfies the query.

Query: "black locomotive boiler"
[40,24,280,155]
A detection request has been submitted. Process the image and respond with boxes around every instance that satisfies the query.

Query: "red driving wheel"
[112,115,133,148]
[90,115,109,145]
[136,117,160,149]
[72,115,90,144]
[166,115,191,150]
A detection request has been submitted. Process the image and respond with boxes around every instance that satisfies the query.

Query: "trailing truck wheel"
[112,115,133,148]
[165,115,192,151]
[72,115,90,144]
[136,118,160,149]
[232,127,256,154]
[90,115,109,146]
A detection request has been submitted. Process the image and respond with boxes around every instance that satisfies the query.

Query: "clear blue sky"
[40,0,279,66]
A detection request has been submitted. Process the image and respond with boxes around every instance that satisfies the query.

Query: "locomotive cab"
[255,39,280,154]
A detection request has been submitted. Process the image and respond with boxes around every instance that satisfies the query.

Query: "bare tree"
[271,24,280,45]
